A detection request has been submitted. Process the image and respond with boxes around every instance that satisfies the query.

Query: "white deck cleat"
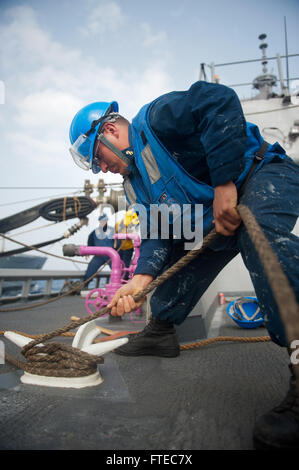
[82,337,128,355]
[72,319,104,349]
[20,370,104,388]
[4,321,128,389]
[4,331,43,349]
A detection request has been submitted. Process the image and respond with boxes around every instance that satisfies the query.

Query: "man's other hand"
[213,181,241,236]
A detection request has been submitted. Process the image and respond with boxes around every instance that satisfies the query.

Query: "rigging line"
[229,77,299,88]
[0,187,86,190]
[244,104,299,116]
[11,222,57,236]
[214,53,299,67]
[230,82,260,87]
[0,232,89,264]
[0,182,124,189]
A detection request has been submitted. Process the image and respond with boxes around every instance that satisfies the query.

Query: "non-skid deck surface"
[0,296,289,450]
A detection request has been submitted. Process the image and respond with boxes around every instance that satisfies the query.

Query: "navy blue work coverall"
[132,81,299,347]
[84,228,133,284]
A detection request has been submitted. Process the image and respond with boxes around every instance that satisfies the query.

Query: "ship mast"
[252,34,277,99]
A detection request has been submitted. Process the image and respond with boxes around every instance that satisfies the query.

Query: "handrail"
[0,269,110,303]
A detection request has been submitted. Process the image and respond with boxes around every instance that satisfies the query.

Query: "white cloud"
[128,63,172,111]
[140,22,168,49]
[15,90,83,130]
[8,89,83,168]
[1,3,174,184]
[81,0,125,36]
[0,80,5,105]
[8,130,68,167]
[0,6,79,77]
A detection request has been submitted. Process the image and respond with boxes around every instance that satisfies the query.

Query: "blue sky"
[0,0,298,268]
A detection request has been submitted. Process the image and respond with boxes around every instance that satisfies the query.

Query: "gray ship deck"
[0,295,290,451]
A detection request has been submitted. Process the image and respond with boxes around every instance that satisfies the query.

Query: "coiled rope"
[2,204,299,384]
[0,196,96,235]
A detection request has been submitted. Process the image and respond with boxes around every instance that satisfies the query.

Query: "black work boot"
[114,316,180,357]
[253,364,299,449]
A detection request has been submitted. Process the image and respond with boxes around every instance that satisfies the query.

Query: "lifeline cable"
[0,221,89,262]
[2,205,299,386]
[0,235,65,257]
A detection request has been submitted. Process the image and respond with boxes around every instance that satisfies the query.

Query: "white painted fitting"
[20,370,103,388]
[4,320,129,388]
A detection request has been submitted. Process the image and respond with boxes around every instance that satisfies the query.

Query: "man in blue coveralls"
[83,213,133,287]
[69,81,299,449]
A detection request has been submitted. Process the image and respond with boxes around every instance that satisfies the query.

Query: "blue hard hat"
[226,296,265,329]
[69,101,118,174]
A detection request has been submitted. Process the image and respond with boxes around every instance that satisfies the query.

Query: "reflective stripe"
[141,143,161,184]
[124,177,137,205]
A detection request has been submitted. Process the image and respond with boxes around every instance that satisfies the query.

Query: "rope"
[2,205,299,384]
[39,196,95,222]
[63,197,67,221]
[180,335,271,350]
[12,222,57,236]
[74,197,81,219]
[133,228,219,303]
[0,234,66,258]
[0,328,271,349]
[3,230,221,375]
[1,329,271,372]
[237,204,299,355]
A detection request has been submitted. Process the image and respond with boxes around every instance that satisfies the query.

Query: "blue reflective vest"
[124,100,286,237]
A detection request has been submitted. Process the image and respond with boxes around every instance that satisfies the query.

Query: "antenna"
[284,16,290,94]
[258,33,268,74]
[253,34,277,99]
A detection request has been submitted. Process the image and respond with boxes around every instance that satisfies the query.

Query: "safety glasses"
[69,134,93,170]
[69,109,113,171]
[69,110,131,172]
